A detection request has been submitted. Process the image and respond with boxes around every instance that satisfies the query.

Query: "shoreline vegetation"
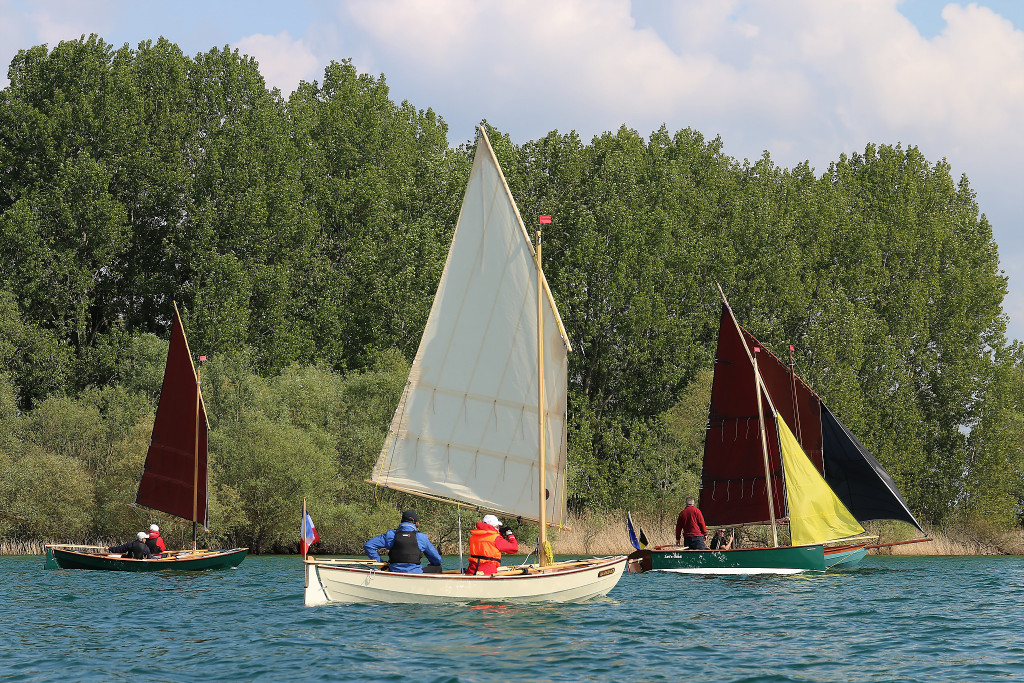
[2,36,1023,554]
[8,513,1022,557]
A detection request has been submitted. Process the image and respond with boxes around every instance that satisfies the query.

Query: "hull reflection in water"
[305,556,626,605]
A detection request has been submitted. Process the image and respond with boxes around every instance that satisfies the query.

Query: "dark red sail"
[743,333,824,474]
[135,305,208,526]
[699,306,787,526]
[701,299,923,534]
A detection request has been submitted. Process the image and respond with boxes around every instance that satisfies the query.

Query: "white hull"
[304,556,627,605]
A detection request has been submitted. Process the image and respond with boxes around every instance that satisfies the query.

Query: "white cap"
[137,532,148,540]
[482,514,501,528]
[149,524,159,532]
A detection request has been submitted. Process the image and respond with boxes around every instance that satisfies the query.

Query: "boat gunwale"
[644,543,826,554]
[311,555,627,580]
[49,546,248,568]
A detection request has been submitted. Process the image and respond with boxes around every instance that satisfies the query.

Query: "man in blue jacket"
[363,510,443,573]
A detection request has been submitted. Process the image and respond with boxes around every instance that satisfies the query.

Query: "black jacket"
[109,540,152,559]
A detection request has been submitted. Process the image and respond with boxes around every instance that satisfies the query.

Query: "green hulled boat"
[629,288,925,575]
[46,546,247,572]
[44,303,247,572]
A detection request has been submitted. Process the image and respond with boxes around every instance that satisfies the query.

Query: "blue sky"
[2,0,1023,342]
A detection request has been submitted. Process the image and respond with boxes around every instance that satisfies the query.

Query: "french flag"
[300,502,320,556]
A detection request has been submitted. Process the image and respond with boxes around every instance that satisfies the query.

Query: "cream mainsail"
[371,128,571,527]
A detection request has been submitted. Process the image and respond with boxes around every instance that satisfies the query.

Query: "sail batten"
[371,128,569,526]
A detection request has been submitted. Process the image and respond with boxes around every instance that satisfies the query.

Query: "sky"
[2,0,1022,342]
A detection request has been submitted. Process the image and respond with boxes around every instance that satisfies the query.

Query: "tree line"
[1,35,1022,552]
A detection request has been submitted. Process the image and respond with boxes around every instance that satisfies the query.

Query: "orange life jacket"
[468,527,502,575]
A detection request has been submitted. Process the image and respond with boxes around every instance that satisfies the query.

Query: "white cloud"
[1,0,1021,339]
[24,0,120,47]
[318,0,1024,338]
[236,31,321,94]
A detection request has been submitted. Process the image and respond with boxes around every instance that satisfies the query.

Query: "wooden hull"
[628,544,829,575]
[304,556,627,605]
[46,546,248,572]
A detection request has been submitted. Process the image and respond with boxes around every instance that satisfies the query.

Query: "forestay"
[371,130,571,527]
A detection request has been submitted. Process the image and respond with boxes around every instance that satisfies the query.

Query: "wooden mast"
[192,332,201,552]
[536,227,548,566]
[751,349,779,547]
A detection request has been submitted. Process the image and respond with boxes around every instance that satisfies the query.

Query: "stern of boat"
[304,557,330,606]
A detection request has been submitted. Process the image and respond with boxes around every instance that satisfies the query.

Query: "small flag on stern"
[627,512,649,550]
[301,501,320,556]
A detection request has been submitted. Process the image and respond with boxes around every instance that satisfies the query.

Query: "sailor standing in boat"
[674,497,708,549]
[363,510,443,573]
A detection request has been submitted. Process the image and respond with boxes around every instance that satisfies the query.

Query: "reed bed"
[0,539,113,556]
[5,517,1024,557]
[547,512,1024,557]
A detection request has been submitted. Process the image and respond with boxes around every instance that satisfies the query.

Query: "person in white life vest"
[467,514,518,575]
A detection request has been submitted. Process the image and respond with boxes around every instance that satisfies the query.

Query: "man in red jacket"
[467,514,518,575]
[675,497,708,549]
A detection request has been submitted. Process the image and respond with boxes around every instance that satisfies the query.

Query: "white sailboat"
[304,127,626,604]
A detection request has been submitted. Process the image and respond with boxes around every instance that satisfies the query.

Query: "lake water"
[3,554,1022,681]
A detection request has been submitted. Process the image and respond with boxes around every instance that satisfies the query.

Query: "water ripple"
[2,555,1023,681]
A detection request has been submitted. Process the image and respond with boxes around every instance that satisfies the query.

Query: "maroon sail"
[700,306,787,526]
[743,332,824,474]
[135,305,208,527]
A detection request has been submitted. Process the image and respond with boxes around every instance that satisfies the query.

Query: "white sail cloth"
[371,130,570,527]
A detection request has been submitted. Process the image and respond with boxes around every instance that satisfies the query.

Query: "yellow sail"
[778,415,864,546]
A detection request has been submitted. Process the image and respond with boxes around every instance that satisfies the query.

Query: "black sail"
[821,403,925,534]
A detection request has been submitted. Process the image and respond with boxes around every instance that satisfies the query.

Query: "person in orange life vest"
[675,497,708,549]
[467,514,518,575]
[146,524,167,555]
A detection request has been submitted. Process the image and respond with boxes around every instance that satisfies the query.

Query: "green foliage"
[0,35,1020,548]
[0,450,94,540]
[197,351,410,552]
